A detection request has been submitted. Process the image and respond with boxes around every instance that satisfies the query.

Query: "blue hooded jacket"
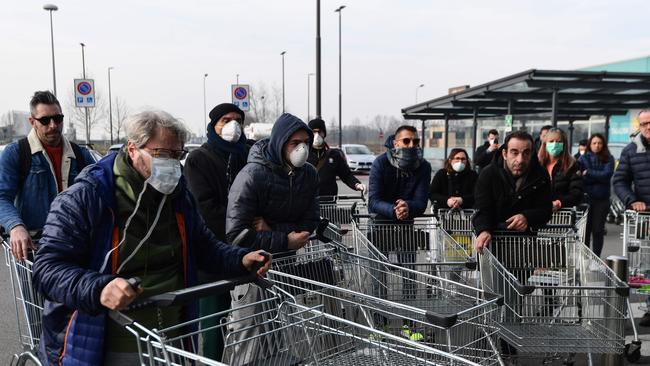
[226,113,320,252]
[368,135,432,220]
[32,153,251,365]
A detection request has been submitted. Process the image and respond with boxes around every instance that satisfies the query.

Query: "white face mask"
[312,133,324,148]
[452,161,466,172]
[221,120,242,143]
[141,149,182,195]
[289,143,309,168]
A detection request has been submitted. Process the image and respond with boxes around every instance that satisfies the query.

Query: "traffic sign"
[504,114,513,132]
[231,84,250,111]
[74,79,95,108]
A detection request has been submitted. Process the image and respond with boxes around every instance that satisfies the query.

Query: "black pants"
[585,197,609,257]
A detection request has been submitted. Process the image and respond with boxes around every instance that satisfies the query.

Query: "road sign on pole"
[504,114,513,132]
[231,84,250,111]
[74,79,95,107]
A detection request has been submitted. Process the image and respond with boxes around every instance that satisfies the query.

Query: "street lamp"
[108,67,114,144]
[43,4,58,96]
[415,84,425,103]
[315,0,322,119]
[307,73,315,122]
[79,42,89,144]
[335,5,346,147]
[281,51,286,113]
[236,73,239,85]
[203,73,208,134]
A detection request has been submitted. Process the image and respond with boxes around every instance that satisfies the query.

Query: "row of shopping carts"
[0,194,638,365]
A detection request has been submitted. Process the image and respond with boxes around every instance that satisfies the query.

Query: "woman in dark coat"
[429,148,478,210]
[538,128,584,212]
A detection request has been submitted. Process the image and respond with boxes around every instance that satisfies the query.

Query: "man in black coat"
[473,130,553,253]
[307,118,365,198]
[474,129,499,171]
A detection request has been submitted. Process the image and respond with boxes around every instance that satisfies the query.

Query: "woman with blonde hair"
[538,128,583,212]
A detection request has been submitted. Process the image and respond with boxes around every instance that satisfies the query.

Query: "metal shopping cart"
[436,209,476,257]
[479,230,629,364]
[2,232,44,366]
[111,275,482,366]
[543,205,590,244]
[318,194,367,226]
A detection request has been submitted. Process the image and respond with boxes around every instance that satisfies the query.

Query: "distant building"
[0,110,30,143]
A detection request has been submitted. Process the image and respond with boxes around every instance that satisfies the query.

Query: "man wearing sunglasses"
[369,125,431,222]
[0,90,94,261]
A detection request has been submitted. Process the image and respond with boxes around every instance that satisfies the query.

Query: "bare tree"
[248,82,283,123]
[104,96,129,143]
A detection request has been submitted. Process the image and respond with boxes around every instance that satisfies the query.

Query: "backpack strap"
[17,137,32,186]
[70,142,87,171]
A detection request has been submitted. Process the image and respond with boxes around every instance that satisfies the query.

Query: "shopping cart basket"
[436,209,475,257]
[318,194,367,226]
[111,275,482,366]
[2,232,44,366]
[479,230,628,361]
[542,205,590,243]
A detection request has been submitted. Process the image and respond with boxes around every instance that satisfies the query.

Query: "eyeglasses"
[146,148,188,160]
[33,114,64,125]
[396,137,421,146]
[451,157,467,162]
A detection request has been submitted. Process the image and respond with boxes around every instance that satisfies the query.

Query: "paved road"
[1,173,649,365]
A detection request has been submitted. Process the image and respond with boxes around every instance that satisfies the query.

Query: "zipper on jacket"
[288,170,294,210]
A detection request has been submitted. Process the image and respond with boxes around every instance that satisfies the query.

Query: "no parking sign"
[74,79,95,107]
[231,84,250,111]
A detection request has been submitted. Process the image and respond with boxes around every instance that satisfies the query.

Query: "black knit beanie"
[308,118,326,137]
[209,103,245,127]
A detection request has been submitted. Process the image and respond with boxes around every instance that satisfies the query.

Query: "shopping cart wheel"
[625,341,642,363]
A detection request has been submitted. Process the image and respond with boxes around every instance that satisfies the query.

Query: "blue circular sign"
[234,87,247,100]
[77,81,92,95]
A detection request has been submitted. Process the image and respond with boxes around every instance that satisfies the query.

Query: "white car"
[341,144,375,172]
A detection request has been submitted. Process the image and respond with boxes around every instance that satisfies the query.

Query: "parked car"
[341,144,375,172]
[181,143,201,166]
[108,143,123,153]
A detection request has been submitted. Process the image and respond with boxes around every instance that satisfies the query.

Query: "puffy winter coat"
[368,138,431,221]
[548,160,584,208]
[32,153,250,365]
[472,148,553,234]
[578,151,614,200]
[429,167,478,210]
[226,113,320,253]
[613,134,650,207]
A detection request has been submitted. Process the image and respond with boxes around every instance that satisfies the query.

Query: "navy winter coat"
[226,113,320,253]
[614,134,650,207]
[32,153,250,365]
[368,137,432,220]
[578,151,614,200]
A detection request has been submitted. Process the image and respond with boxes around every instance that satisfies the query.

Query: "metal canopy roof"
[402,69,650,121]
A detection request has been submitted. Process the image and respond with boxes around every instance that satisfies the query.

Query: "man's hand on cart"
[474,231,492,254]
[552,200,562,212]
[254,217,272,232]
[10,225,34,261]
[394,199,409,220]
[354,183,367,194]
[287,231,311,250]
[631,201,647,212]
[101,277,143,310]
[447,197,463,209]
[506,214,528,231]
[243,250,272,277]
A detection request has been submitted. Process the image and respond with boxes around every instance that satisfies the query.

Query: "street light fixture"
[108,67,114,144]
[415,84,425,103]
[307,73,315,122]
[335,5,346,147]
[203,73,208,134]
[281,51,286,113]
[43,4,58,96]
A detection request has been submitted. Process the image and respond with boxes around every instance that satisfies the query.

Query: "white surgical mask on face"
[452,161,466,172]
[289,143,309,168]
[221,120,242,142]
[141,149,182,195]
[312,133,324,148]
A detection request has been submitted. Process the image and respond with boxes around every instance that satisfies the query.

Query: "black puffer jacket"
[472,148,553,234]
[429,168,478,209]
[307,145,359,197]
[614,134,650,207]
[226,114,320,253]
[548,160,583,208]
[474,142,497,170]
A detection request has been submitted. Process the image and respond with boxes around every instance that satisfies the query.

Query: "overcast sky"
[2,0,649,137]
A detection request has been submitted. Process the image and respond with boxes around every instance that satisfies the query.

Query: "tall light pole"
[80,42,90,144]
[281,51,286,113]
[335,5,346,148]
[307,73,315,122]
[43,4,58,96]
[203,73,208,134]
[236,73,239,85]
[108,67,114,144]
[415,83,425,103]
[315,0,322,119]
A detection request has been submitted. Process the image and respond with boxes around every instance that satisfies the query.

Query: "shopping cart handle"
[424,312,458,328]
[309,219,331,243]
[628,245,640,253]
[513,282,536,295]
[464,258,477,270]
[483,291,504,307]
